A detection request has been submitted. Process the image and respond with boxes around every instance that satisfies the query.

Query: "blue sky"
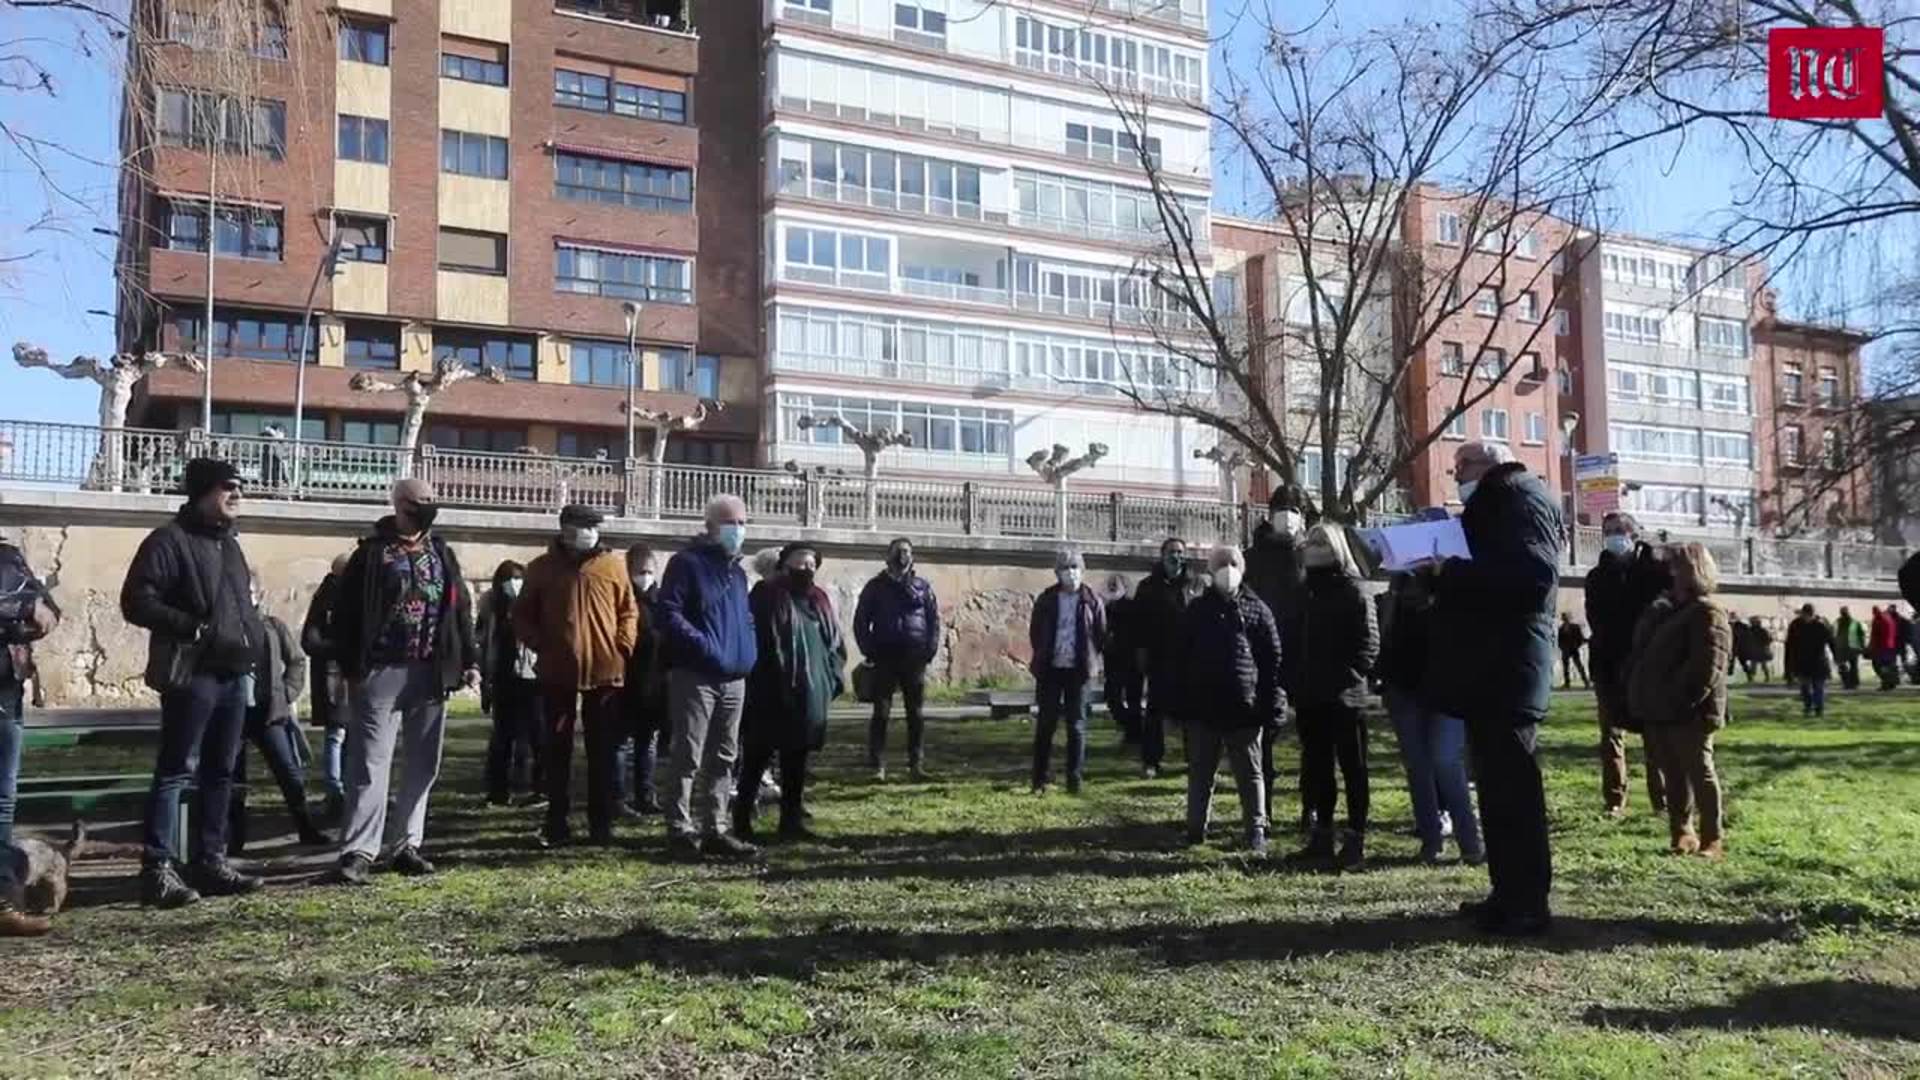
[0,1,1811,427]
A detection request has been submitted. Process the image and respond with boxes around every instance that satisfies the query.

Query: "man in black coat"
[120,457,267,909]
[1426,441,1562,936]
[1245,488,1311,825]
[1132,537,1191,779]
[1583,511,1672,816]
[853,538,942,781]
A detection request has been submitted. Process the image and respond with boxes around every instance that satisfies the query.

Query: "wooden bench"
[966,687,1109,720]
[17,709,212,856]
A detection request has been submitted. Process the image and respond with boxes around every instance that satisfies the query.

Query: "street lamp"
[622,300,642,463]
[1558,410,1582,525]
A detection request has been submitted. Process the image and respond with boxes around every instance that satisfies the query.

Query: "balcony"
[1088,0,1207,31]
[555,0,692,33]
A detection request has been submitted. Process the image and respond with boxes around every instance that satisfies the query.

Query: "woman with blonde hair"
[1626,542,1732,859]
[1289,524,1380,870]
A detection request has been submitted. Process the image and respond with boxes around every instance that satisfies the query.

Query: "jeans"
[228,708,318,852]
[867,659,928,770]
[1297,702,1370,834]
[0,681,22,892]
[338,662,448,861]
[1384,690,1482,857]
[1032,668,1089,789]
[1797,678,1827,716]
[1141,707,1169,771]
[485,677,542,802]
[542,686,624,837]
[1185,723,1266,837]
[321,727,346,798]
[143,673,249,866]
[1466,718,1553,918]
[663,670,745,838]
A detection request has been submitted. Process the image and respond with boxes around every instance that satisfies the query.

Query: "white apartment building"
[1572,235,1761,531]
[760,0,1219,492]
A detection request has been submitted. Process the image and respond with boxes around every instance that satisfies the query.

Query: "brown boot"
[1697,840,1726,861]
[0,902,51,937]
[1670,832,1700,856]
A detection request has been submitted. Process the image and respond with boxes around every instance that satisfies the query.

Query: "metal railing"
[0,417,1910,578]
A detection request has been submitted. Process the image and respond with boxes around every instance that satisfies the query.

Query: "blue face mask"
[715,523,746,556]
[1603,534,1634,558]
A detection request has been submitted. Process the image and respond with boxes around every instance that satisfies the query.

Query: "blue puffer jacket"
[657,536,756,679]
[853,571,941,663]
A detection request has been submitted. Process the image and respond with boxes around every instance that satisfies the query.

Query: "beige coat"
[1627,596,1732,732]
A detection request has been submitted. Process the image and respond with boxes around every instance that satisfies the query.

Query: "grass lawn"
[6,688,1920,1077]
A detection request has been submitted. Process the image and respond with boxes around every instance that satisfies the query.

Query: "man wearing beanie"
[120,457,267,908]
[513,504,638,847]
[323,478,478,885]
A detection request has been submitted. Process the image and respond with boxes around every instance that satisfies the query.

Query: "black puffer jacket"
[1245,525,1308,698]
[1901,551,1920,611]
[1426,463,1564,724]
[1585,542,1671,689]
[331,516,477,692]
[1376,573,1433,695]
[1174,586,1285,731]
[1784,615,1837,681]
[1294,568,1379,709]
[121,503,265,684]
[1133,566,1191,703]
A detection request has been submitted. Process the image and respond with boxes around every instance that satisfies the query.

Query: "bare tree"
[350,359,507,452]
[11,341,203,430]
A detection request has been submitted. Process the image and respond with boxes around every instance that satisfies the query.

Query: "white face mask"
[1271,510,1304,537]
[503,578,523,598]
[631,571,655,592]
[565,526,599,552]
[1056,567,1082,590]
[1457,478,1479,503]
[1602,534,1633,558]
[1212,565,1243,594]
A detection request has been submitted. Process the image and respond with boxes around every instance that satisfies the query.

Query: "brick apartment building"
[115,0,760,465]
[1752,292,1872,535]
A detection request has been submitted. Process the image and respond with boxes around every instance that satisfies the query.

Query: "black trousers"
[1032,668,1089,789]
[1466,718,1552,918]
[1103,658,1143,742]
[228,707,318,853]
[1298,703,1369,834]
[542,686,623,837]
[486,677,543,801]
[867,659,927,768]
[1560,651,1589,688]
[1838,652,1861,690]
[736,744,808,831]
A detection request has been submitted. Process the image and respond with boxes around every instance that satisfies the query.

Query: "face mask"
[888,550,912,573]
[1457,479,1479,503]
[631,572,654,592]
[1162,554,1184,578]
[1057,567,1082,590]
[1213,565,1244,594]
[1271,510,1304,537]
[503,578,523,598]
[404,503,439,531]
[788,568,816,591]
[250,592,264,610]
[1602,534,1633,558]
[566,527,599,553]
[1104,581,1126,601]
[715,523,746,556]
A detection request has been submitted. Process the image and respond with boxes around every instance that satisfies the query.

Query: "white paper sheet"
[1358,519,1472,572]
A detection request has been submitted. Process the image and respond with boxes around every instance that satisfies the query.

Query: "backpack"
[0,545,41,682]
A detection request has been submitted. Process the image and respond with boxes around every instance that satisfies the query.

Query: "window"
[1475,288,1499,316]
[1696,316,1747,356]
[1782,425,1804,465]
[343,322,400,369]
[1517,291,1539,322]
[557,429,621,460]
[337,114,389,164]
[555,244,693,303]
[338,19,388,65]
[168,9,288,58]
[554,151,692,213]
[1443,412,1467,439]
[1702,374,1750,414]
[894,1,948,40]
[213,410,324,440]
[1610,423,1702,464]
[570,339,631,387]
[1518,351,1543,381]
[162,201,283,261]
[1475,347,1505,381]
[1818,366,1841,407]
[1516,230,1538,259]
[1554,309,1569,337]
[342,418,402,446]
[1439,341,1466,376]
[1525,412,1546,445]
[434,330,536,380]
[440,130,509,179]
[1482,408,1509,441]
[660,353,721,398]
[781,393,1011,458]
[1783,362,1805,404]
[441,39,507,85]
[1822,427,1843,469]
[554,68,688,124]
[1557,366,1573,396]
[1623,483,1705,520]
[1703,431,1751,466]
[437,227,507,274]
[1212,272,1240,318]
[1437,211,1462,245]
[334,215,388,264]
[779,226,890,289]
[1603,309,1665,344]
[425,423,525,454]
[156,89,285,159]
[173,309,311,362]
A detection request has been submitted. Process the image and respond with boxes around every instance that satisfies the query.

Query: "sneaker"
[1336,831,1367,872]
[871,765,887,783]
[391,847,436,877]
[1248,828,1269,856]
[702,832,760,860]
[190,858,263,898]
[1697,840,1727,861]
[1603,804,1628,820]
[1438,811,1454,839]
[1418,841,1446,866]
[666,832,704,862]
[323,853,374,887]
[0,900,52,936]
[1671,833,1701,856]
[486,793,512,808]
[1141,765,1159,780]
[140,862,202,908]
[537,827,573,850]
[1183,827,1206,847]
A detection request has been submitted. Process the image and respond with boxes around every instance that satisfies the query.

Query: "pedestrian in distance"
[1378,567,1483,866]
[299,552,352,821]
[1289,524,1379,871]
[735,543,845,841]
[1583,511,1673,818]
[1027,549,1107,795]
[1425,440,1561,938]
[120,458,266,908]
[514,505,639,848]
[657,494,759,861]
[1740,615,1775,683]
[1556,614,1589,689]
[477,560,542,807]
[1627,543,1732,859]
[620,543,669,814]
[1869,605,1901,690]
[322,478,479,886]
[1833,605,1866,691]
[853,538,941,782]
[227,576,327,853]
[1175,545,1282,855]
[1132,537,1191,780]
[1783,604,1838,718]
[0,538,59,936]
[1098,573,1143,745]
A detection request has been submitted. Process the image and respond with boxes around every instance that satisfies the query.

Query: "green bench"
[18,708,201,856]
[966,687,1109,720]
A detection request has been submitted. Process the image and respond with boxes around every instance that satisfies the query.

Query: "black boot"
[1287,827,1336,867]
[140,861,201,909]
[1336,830,1367,872]
[190,857,263,898]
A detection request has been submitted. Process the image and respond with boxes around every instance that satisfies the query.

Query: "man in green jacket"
[1834,606,1866,691]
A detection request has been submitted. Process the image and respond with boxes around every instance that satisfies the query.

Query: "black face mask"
[888,552,912,572]
[399,502,439,532]
[788,569,816,591]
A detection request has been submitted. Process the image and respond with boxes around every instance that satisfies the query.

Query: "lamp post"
[1026,442,1108,537]
[622,300,642,464]
[798,413,913,529]
[1559,410,1581,529]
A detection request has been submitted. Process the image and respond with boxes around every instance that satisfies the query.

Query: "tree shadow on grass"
[1585,980,1920,1041]
[517,911,1800,981]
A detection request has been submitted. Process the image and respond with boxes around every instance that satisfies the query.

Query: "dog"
[6,820,87,916]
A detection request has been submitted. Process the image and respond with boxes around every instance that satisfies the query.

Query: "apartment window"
[1782,424,1804,465]
[1443,412,1468,439]
[1475,288,1499,316]
[162,201,283,261]
[1783,362,1805,403]
[334,215,388,264]
[343,322,400,370]
[440,130,509,179]
[213,410,323,440]
[338,19,388,65]
[168,9,289,58]
[437,227,507,275]
[555,244,693,303]
[1610,423,1701,464]
[1517,291,1539,322]
[1439,341,1466,376]
[1703,431,1751,466]
[1525,412,1547,445]
[1603,310,1664,344]
[1516,230,1539,259]
[1697,316,1748,356]
[1822,427,1843,469]
[337,114,389,164]
[781,226,890,289]
[173,309,310,362]
[1212,272,1240,318]
[1476,347,1505,381]
[1818,366,1841,407]
[342,418,402,446]
[1553,309,1569,337]
[557,429,622,460]
[434,330,535,380]
[660,353,721,398]
[570,339,631,387]
[782,393,1011,457]
[156,89,285,159]
[554,151,692,213]
[894,1,948,39]
[425,423,525,453]
[1557,366,1573,396]
[441,38,507,86]
[1437,211,1462,245]
[553,68,688,124]
[1702,374,1750,414]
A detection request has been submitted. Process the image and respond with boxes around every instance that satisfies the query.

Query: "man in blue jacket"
[1426,440,1563,937]
[657,493,758,860]
[853,537,942,781]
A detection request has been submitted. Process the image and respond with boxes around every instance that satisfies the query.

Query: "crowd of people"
[3,440,1920,938]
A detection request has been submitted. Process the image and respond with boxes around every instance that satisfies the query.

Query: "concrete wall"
[1,488,1905,706]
